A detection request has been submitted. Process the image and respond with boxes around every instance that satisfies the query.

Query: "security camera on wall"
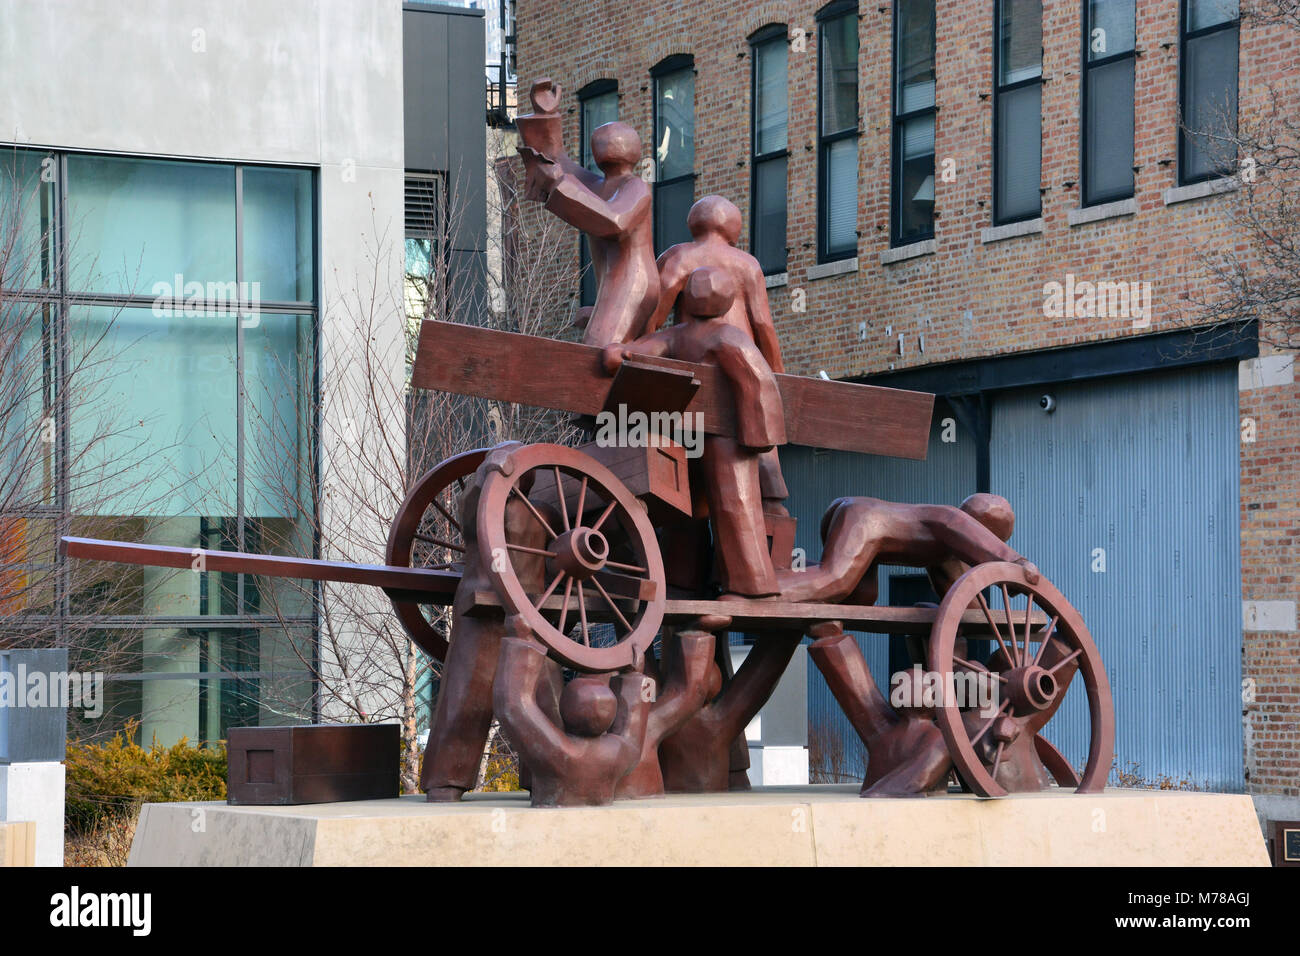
[1040,394,1057,413]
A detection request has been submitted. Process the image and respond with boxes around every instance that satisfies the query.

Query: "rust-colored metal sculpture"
[59,72,1117,812]
[493,629,649,807]
[645,195,790,516]
[517,78,658,348]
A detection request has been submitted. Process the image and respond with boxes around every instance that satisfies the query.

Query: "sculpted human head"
[960,493,1015,542]
[686,195,742,244]
[560,677,618,737]
[681,267,736,319]
[590,122,642,173]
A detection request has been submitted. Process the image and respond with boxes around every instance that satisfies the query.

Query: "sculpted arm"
[744,268,785,374]
[544,176,651,240]
[643,249,692,336]
[492,636,570,772]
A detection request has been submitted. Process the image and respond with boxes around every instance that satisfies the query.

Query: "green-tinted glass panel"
[0,148,56,291]
[69,305,238,517]
[244,313,313,520]
[0,300,55,507]
[66,155,236,296]
[243,166,314,303]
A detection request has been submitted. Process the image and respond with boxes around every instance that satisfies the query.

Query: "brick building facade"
[513,1,1298,822]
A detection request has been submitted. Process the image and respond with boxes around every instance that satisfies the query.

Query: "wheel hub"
[551,527,609,580]
[1004,664,1059,714]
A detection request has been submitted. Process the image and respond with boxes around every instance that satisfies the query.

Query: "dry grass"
[64,810,138,868]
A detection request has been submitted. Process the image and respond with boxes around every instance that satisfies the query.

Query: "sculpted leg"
[421,610,505,800]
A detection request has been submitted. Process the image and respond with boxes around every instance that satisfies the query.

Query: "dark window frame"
[750,23,790,275]
[651,54,697,255]
[992,0,1044,226]
[1080,0,1137,206]
[0,146,319,667]
[891,0,937,246]
[816,0,860,263]
[576,79,618,306]
[1177,0,1241,187]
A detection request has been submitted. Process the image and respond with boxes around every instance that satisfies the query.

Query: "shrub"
[65,721,228,835]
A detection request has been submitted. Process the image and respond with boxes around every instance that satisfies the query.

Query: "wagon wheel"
[927,561,1114,797]
[385,447,488,661]
[476,443,666,673]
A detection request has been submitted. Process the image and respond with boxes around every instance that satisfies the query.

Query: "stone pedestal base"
[128,786,1269,867]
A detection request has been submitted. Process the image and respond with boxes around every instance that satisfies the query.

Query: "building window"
[405,173,444,296]
[750,25,789,275]
[994,0,1043,224]
[1179,0,1240,185]
[577,80,618,306]
[652,56,695,255]
[1083,0,1136,206]
[892,0,936,245]
[0,148,318,745]
[818,1,859,262]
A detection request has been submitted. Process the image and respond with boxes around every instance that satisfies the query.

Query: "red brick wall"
[515,1,1299,798]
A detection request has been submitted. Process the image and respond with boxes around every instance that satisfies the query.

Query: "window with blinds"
[1083,0,1136,206]
[577,80,618,306]
[1179,0,1239,185]
[652,55,696,255]
[817,1,859,263]
[751,25,789,275]
[994,0,1042,225]
[892,0,936,245]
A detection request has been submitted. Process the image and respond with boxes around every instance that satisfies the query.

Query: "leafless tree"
[1181,3,1300,356]
[250,140,586,792]
[0,148,187,742]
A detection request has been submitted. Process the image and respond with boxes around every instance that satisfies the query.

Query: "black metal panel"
[403,7,451,172]
[855,321,1259,397]
[447,12,487,255]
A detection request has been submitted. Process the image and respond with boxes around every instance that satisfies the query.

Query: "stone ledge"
[806,257,858,281]
[981,218,1043,243]
[1068,197,1137,226]
[1164,176,1239,205]
[764,271,789,289]
[128,787,1271,867]
[880,239,936,265]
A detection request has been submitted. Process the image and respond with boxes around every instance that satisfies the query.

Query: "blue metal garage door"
[990,364,1242,789]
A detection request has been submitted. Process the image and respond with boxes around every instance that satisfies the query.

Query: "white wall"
[0,0,408,719]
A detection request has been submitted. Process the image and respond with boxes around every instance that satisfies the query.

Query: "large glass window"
[578,80,618,306]
[1083,0,1136,206]
[653,56,696,255]
[1179,0,1240,184]
[818,2,859,261]
[751,26,789,275]
[893,0,936,245]
[994,0,1043,224]
[0,148,317,745]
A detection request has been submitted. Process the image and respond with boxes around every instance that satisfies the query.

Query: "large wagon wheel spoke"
[385,447,488,662]
[477,444,665,673]
[929,561,1115,797]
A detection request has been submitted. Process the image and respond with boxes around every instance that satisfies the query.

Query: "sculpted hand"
[601,344,627,376]
[1014,558,1040,586]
